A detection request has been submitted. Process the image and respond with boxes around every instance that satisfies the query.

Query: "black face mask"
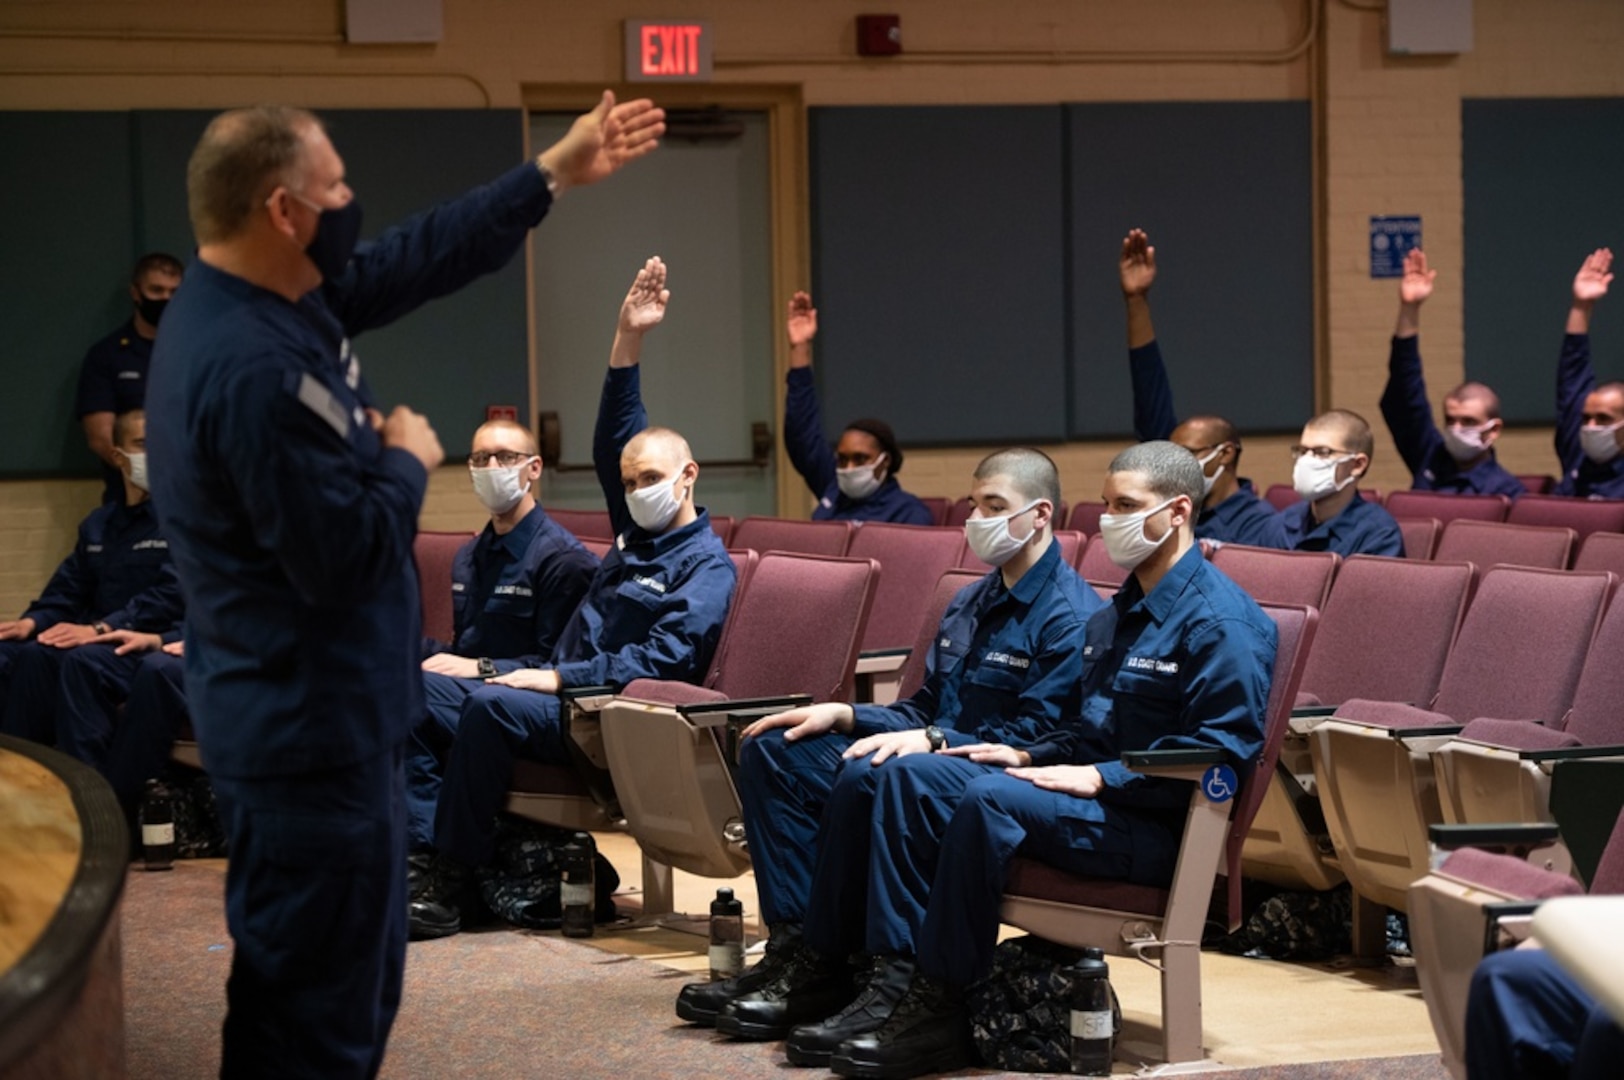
[135,295,168,327]
[302,197,364,282]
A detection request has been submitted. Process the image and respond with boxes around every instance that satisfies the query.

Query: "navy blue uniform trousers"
[0,642,70,745]
[103,651,188,807]
[211,744,406,1079]
[1467,948,1624,1080]
[53,642,150,767]
[736,731,852,927]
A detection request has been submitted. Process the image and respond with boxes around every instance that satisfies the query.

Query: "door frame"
[522,82,809,519]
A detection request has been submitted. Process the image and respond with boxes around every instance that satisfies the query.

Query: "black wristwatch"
[925,725,947,752]
[477,657,496,679]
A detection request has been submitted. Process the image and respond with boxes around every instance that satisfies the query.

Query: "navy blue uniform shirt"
[75,318,152,418]
[1046,546,1275,809]
[1380,336,1524,498]
[20,499,182,634]
[1278,490,1405,558]
[559,363,737,689]
[147,161,554,780]
[1554,333,1624,498]
[428,506,599,673]
[782,367,932,525]
[1130,340,1285,547]
[849,540,1104,764]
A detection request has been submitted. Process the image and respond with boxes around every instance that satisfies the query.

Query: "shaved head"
[1304,408,1374,459]
[1445,381,1502,423]
[623,426,693,469]
[1172,414,1238,450]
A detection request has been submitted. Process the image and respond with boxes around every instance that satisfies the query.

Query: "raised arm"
[1121,229,1177,441]
[1556,248,1614,471]
[594,257,669,535]
[1381,249,1441,475]
[780,290,838,497]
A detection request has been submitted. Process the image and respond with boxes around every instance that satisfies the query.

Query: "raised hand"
[1574,248,1615,305]
[787,291,818,348]
[1119,228,1157,297]
[619,256,670,335]
[538,92,666,195]
[1399,248,1436,305]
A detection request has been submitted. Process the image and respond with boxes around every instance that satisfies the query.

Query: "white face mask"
[1098,497,1176,571]
[963,500,1041,567]
[1581,421,1624,465]
[835,454,886,501]
[1196,446,1226,499]
[627,473,686,532]
[470,460,534,515]
[123,451,148,493]
[1292,453,1356,502]
[1442,423,1494,465]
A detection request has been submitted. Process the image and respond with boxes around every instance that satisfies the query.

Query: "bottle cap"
[716,887,734,901]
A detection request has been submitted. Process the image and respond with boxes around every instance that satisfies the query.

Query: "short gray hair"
[187,105,322,244]
[1107,440,1203,505]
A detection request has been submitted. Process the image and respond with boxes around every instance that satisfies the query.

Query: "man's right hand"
[786,291,818,361]
[1574,248,1615,306]
[422,653,480,678]
[1399,248,1436,305]
[162,639,185,657]
[1119,228,1157,297]
[0,618,35,641]
[740,701,853,742]
[618,256,670,336]
[88,628,164,656]
[382,406,444,471]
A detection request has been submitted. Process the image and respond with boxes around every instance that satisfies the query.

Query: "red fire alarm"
[856,14,902,57]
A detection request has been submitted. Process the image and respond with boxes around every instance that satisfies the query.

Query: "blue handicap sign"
[1370,216,1422,278]
[1202,764,1238,804]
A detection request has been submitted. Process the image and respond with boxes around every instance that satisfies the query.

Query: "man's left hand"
[1005,764,1104,798]
[488,668,561,694]
[844,729,932,765]
[37,622,98,649]
[422,653,481,679]
[539,92,666,195]
[88,628,164,656]
[941,742,1029,768]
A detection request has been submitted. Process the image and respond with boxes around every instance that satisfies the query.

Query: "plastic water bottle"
[1068,946,1113,1075]
[559,832,595,938]
[139,779,175,871]
[708,887,745,980]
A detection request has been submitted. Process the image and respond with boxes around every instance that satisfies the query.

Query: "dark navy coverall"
[75,318,152,502]
[783,367,933,524]
[146,159,556,1078]
[738,540,1101,929]
[1278,490,1406,558]
[1467,948,1624,1080]
[1378,336,1525,497]
[1553,333,1624,498]
[431,363,737,867]
[804,547,1274,989]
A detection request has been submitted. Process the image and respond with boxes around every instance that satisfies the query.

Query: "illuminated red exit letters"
[623,20,712,82]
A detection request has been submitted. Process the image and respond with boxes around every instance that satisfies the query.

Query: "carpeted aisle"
[121,861,1450,1079]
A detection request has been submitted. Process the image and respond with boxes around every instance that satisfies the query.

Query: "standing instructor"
[145,94,663,1077]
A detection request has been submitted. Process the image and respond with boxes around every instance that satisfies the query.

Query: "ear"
[1347,453,1371,480]
[1031,498,1054,534]
[1168,494,1194,530]
[264,187,300,241]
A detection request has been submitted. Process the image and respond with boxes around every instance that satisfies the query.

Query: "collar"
[1116,543,1204,626]
[621,507,714,556]
[483,503,545,557]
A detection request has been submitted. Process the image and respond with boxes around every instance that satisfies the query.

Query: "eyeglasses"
[468,450,533,468]
[1289,445,1352,461]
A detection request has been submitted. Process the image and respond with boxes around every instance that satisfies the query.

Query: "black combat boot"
[714,945,857,1041]
[675,923,807,1026]
[407,852,475,941]
[785,954,914,1067]
[830,973,970,1080]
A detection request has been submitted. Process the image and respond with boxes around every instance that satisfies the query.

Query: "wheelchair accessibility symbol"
[1202,764,1238,804]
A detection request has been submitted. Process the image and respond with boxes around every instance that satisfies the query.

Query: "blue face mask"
[290,192,364,281]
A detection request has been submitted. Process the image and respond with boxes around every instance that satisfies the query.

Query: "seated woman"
[782,290,933,525]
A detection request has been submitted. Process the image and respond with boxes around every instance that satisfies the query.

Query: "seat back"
[1076,533,1129,587]
[918,496,951,526]
[579,537,613,560]
[413,530,470,644]
[709,514,735,547]
[1263,483,1301,512]
[894,569,986,701]
[1433,519,1577,570]
[1398,516,1442,560]
[707,552,878,703]
[1433,566,1612,723]
[1506,494,1624,541]
[1573,531,1624,575]
[1066,502,1105,536]
[1559,592,1624,745]
[1385,489,1510,525]
[729,515,854,557]
[846,523,968,652]
[546,507,615,542]
[1297,555,1473,708]
[944,497,975,527]
[1209,545,1338,609]
[1516,474,1557,496]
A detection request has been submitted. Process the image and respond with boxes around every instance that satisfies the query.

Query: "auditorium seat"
[1000,603,1317,1067]
[1515,474,1557,495]
[708,514,735,547]
[1432,518,1577,570]
[1397,517,1442,560]
[918,496,951,526]
[1209,544,1338,609]
[729,515,854,557]
[944,497,974,528]
[1076,534,1129,588]
[890,569,985,702]
[847,523,967,703]
[1385,489,1510,525]
[1065,502,1104,536]
[414,530,472,644]
[546,507,615,542]
[1573,530,1624,575]
[1263,483,1301,512]
[1506,493,1624,542]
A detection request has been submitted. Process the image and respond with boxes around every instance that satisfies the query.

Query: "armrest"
[1291,705,1339,719]
[676,694,813,722]
[560,684,617,714]
[1429,823,1562,850]
[1121,748,1227,781]
[1393,724,1466,741]
[1520,744,1624,763]
[854,648,910,676]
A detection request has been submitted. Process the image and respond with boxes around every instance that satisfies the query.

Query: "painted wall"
[3,0,1623,612]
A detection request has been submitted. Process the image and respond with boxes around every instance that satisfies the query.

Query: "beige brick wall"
[3,0,1622,602]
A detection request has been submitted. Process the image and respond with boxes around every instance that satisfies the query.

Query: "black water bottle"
[559,832,595,938]
[139,779,175,871]
[708,887,745,981]
[1068,946,1114,1075]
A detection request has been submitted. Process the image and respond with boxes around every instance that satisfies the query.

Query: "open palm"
[1574,248,1615,303]
[619,256,670,333]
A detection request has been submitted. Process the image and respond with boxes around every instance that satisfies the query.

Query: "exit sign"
[624,20,713,82]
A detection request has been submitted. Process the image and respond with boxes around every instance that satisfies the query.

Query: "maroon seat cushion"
[1004,856,1170,919]
[509,760,594,797]
[1437,847,1583,900]
[1457,717,1581,751]
[618,679,729,707]
[1336,699,1456,730]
